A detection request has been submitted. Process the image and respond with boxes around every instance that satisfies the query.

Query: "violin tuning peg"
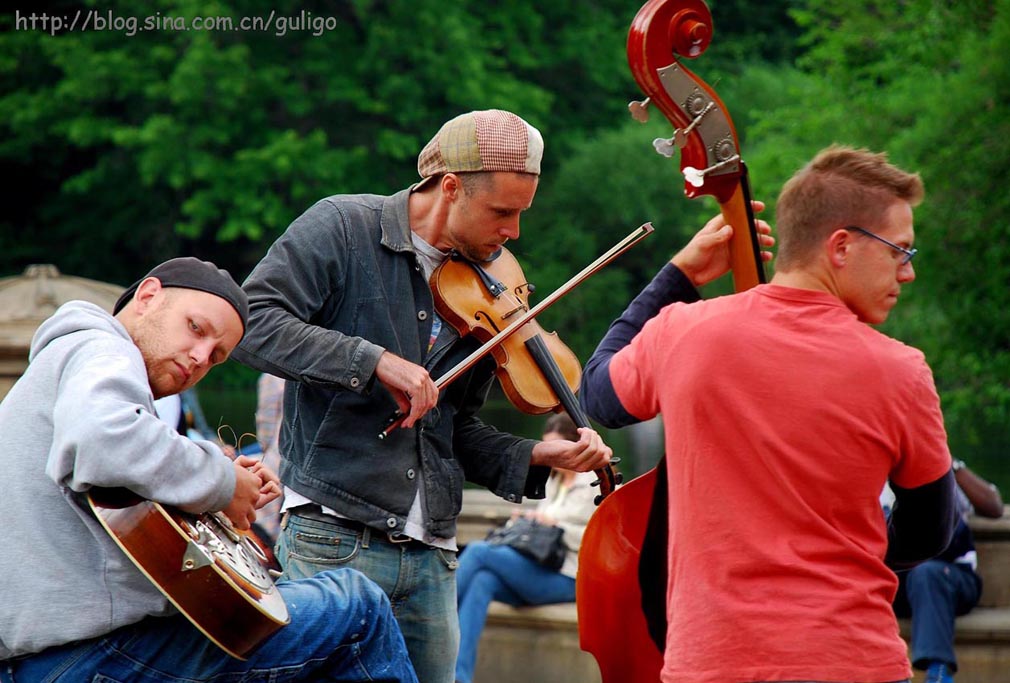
[628,97,650,122]
[594,493,604,506]
[615,473,624,485]
[590,478,601,488]
[683,166,706,188]
[652,136,677,158]
[609,456,621,465]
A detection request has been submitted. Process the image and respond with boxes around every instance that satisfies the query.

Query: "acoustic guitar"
[87,487,289,660]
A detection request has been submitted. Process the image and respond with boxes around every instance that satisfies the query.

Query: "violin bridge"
[501,304,526,320]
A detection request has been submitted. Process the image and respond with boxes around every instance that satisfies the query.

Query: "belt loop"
[361,525,370,549]
[279,510,290,530]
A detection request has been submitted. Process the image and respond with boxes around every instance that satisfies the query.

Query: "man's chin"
[150,378,186,400]
[456,246,500,263]
[479,246,503,262]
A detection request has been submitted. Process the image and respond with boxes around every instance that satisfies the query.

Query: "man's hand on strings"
[241,456,282,509]
[530,427,613,473]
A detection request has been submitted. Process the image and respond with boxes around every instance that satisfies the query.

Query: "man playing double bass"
[580,145,957,683]
[231,109,613,683]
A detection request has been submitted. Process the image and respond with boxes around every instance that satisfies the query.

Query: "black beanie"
[113,257,249,331]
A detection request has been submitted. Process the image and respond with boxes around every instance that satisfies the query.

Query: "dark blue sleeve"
[579,264,700,428]
[886,469,959,570]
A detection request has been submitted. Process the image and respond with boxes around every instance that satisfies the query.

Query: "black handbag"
[485,516,566,571]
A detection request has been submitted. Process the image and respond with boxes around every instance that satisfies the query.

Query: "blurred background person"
[453,412,600,683]
[253,371,286,544]
[889,459,1004,683]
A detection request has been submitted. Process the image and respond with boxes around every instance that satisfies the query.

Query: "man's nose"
[501,218,520,241]
[189,342,213,366]
[898,260,916,283]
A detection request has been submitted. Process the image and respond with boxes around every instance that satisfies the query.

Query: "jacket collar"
[379,188,416,253]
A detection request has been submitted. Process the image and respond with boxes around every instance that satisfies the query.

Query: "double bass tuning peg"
[653,136,677,158]
[628,97,650,122]
[653,131,689,158]
[650,100,716,160]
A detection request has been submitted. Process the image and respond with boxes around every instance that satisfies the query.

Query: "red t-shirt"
[610,284,951,683]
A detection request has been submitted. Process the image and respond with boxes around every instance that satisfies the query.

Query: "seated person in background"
[889,459,1004,683]
[153,393,187,433]
[0,257,416,683]
[453,412,600,683]
[253,371,287,544]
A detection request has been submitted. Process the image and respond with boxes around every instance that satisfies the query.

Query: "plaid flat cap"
[417,110,543,182]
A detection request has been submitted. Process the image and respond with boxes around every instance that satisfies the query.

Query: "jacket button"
[417,310,428,321]
[507,494,517,502]
[386,517,398,529]
[349,377,360,388]
[406,468,416,480]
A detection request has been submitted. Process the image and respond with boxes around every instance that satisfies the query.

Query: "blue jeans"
[0,570,416,682]
[893,559,981,672]
[277,510,458,683]
[454,541,576,683]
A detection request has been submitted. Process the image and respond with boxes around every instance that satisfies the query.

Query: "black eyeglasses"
[844,226,918,265]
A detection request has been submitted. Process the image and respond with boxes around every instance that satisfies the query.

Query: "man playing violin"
[231,110,613,683]
[580,146,957,683]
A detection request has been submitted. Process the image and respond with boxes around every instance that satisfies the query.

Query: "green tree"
[744,0,1010,486]
[1,0,637,285]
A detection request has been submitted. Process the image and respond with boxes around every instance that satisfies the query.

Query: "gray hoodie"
[0,301,235,659]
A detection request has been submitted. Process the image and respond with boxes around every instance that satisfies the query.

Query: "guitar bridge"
[182,539,214,571]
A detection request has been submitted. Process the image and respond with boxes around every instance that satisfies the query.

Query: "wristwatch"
[952,459,966,472]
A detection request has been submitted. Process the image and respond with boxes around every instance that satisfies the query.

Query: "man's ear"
[826,229,851,268]
[441,173,462,201]
[132,277,163,314]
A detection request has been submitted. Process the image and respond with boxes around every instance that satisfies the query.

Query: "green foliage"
[1,0,636,285]
[1,0,1006,486]
[750,0,1010,486]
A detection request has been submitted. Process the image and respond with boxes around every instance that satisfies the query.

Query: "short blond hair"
[774,146,924,270]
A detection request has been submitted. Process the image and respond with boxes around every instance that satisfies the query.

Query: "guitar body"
[88,488,289,660]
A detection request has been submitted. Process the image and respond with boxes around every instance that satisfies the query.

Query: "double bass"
[576,1,766,680]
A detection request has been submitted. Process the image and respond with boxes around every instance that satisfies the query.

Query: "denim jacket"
[231,189,549,539]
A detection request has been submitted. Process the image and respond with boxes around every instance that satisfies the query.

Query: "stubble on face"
[132,294,183,399]
[448,172,538,262]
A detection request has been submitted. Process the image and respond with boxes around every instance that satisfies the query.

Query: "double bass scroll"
[627,0,765,291]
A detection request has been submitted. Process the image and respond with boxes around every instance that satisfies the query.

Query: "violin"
[431,249,583,416]
[577,1,766,680]
[378,225,656,503]
[431,246,622,501]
